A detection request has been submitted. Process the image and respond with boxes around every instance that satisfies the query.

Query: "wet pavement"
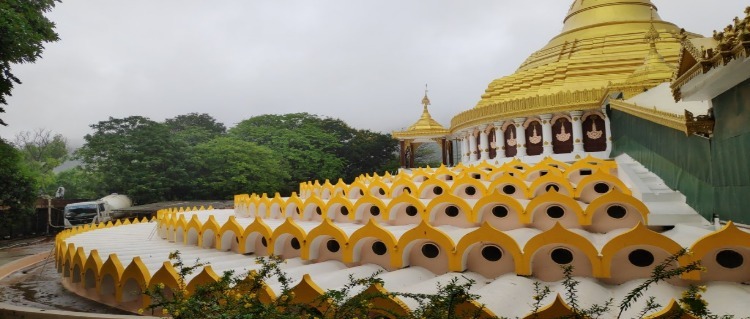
[0,238,132,315]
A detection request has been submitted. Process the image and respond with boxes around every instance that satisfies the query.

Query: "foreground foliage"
[145,250,743,319]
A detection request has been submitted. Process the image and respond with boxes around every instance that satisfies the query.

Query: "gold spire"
[392,87,449,139]
[451,0,694,132]
[627,9,675,84]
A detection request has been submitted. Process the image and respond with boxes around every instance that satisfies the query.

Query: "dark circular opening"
[716,250,744,269]
[295,207,300,215]
[545,184,560,192]
[315,206,322,215]
[433,186,443,195]
[481,245,503,262]
[465,186,477,196]
[472,174,481,180]
[594,183,610,194]
[340,206,349,216]
[628,249,655,267]
[360,190,364,196]
[378,188,386,196]
[546,205,565,219]
[261,237,267,247]
[607,205,627,219]
[370,206,380,216]
[290,237,301,250]
[403,187,411,194]
[421,243,440,259]
[445,205,459,217]
[372,241,387,255]
[551,248,574,265]
[406,205,418,217]
[492,205,509,218]
[326,239,340,253]
[502,185,516,195]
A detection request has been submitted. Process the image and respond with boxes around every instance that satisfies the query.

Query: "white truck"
[63,194,133,228]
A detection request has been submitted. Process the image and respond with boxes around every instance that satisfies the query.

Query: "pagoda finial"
[644,8,661,49]
[421,84,431,111]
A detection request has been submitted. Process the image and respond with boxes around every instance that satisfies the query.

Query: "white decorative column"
[602,107,613,152]
[513,118,527,157]
[478,125,489,161]
[461,132,470,163]
[570,111,584,153]
[540,114,553,156]
[493,121,505,160]
[469,130,478,162]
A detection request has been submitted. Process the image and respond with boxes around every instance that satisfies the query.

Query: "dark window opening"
[406,205,418,217]
[716,250,744,269]
[540,171,548,177]
[261,237,267,247]
[378,188,386,196]
[465,186,477,196]
[326,239,340,253]
[445,205,459,217]
[340,206,349,216]
[580,169,592,176]
[628,249,655,267]
[403,187,411,194]
[433,186,443,195]
[546,205,565,219]
[370,206,381,216]
[481,245,503,262]
[607,205,626,219]
[551,248,574,265]
[291,238,301,250]
[315,206,322,215]
[594,183,610,194]
[502,185,516,195]
[492,205,509,218]
[421,243,440,259]
[546,184,560,192]
[472,174,481,180]
[372,241,387,255]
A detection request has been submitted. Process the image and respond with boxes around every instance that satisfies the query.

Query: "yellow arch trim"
[289,274,328,313]
[270,218,307,256]
[524,190,584,224]
[584,189,648,224]
[268,193,286,218]
[352,194,387,221]
[487,173,529,199]
[574,169,632,198]
[472,190,525,223]
[242,218,274,253]
[452,222,523,272]
[302,196,327,220]
[522,294,575,319]
[472,160,496,171]
[120,256,152,302]
[535,156,571,170]
[149,261,181,292]
[644,299,697,319]
[390,178,419,197]
[283,193,305,218]
[416,178,451,198]
[396,220,457,268]
[424,193,474,223]
[186,265,219,295]
[450,175,488,197]
[82,249,103,284]
[357,283,411,318]
[385,192,425,222]
[522,223,602,276]
[325,195,354,219]
[345,219,397,265]
[457,166,490,181]
[303,218,349,260]
[200,215,221,248]
[71,247,87,281]
[367,179,391,197]
[600,223,683,278]
[687,221,750,280]
[218,216,244,251]
[184,215,203,245]
[528,174,574,197]
[98,253,125,295]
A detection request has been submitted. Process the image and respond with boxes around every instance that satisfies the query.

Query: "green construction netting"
[713,77,750,140]
[611,104,750,224]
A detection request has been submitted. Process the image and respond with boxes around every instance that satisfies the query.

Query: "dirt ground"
[0,238,132,315]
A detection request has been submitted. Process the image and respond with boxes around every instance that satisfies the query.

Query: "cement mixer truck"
[63,194,133,228]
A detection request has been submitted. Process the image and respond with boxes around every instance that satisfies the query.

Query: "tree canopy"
[0,0,60,125]
[13,128,69,193]
[0,138,38,237]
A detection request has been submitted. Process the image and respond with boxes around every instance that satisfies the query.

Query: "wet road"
[0,238,132,315]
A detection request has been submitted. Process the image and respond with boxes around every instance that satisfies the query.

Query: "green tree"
[188,137,289,199]
[341,129,399,181]
[13,128,69,193]
[76,116,190,204]
[230,113,345,194]
[165,113,226,146]
[0,138,38,238]
[0,0,60,126]
[53,167,104,199]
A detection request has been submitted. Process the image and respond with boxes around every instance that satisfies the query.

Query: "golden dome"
[451,0,694,131]
[393,91,449,140]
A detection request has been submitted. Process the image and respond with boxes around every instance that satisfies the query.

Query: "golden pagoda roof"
[393,90,449,140]
[451,0,699,132]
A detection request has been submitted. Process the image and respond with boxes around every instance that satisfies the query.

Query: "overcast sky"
[1,0,747,147]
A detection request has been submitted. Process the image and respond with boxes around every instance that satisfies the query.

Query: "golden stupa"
[451,0,697,131]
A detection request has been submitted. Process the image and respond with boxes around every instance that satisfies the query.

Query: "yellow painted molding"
[453,222,523,272]
[345,219,398,265]
[687,221,750,280]
[424,193,475,224]
[270,218,307,256]
[524,190,585,225]
[303,218,349,260]
[396,220,457,269]
[522,223,602,276]
[583,189,649,225]
[600,223,683,278]
[186,265,219,295]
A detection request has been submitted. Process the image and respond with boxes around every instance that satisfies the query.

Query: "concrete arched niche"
[350,237,394,271]
[463,243,516,278]
[401,240,450,275]
[529,245,593,282]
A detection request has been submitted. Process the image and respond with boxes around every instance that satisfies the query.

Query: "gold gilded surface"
[393,91,449,139]
[452,0,698,132]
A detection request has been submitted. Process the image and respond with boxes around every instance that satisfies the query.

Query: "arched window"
[504,125,517,157]
[525,121,543,156]
[488,128,497,159]
[552,118,573,154]
[583,114,607,152]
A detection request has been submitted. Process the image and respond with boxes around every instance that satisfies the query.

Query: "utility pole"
[41,194,52,235]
